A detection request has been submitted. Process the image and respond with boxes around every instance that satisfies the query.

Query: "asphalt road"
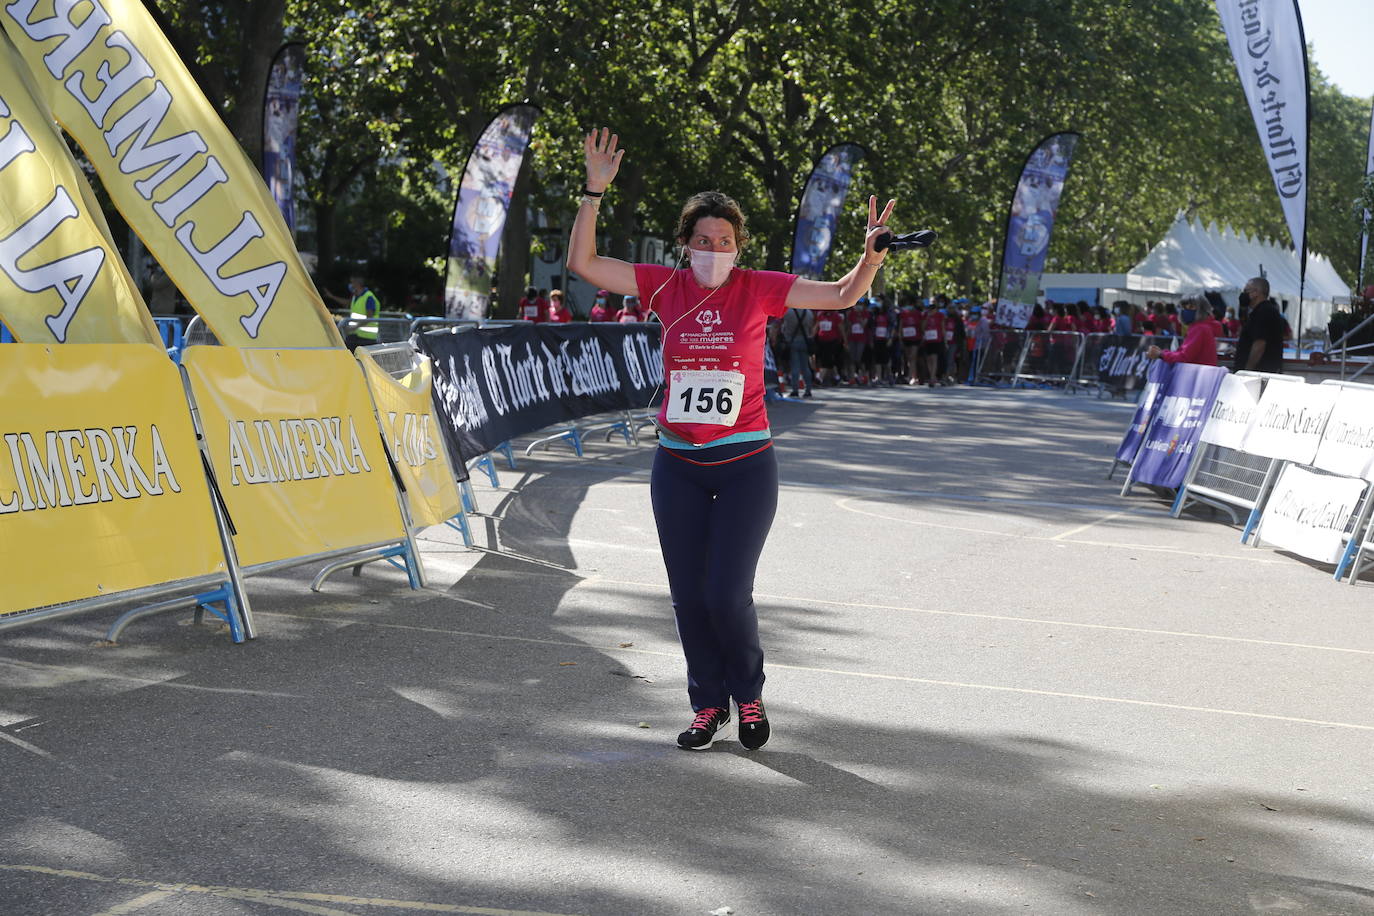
[2,385,1372,916]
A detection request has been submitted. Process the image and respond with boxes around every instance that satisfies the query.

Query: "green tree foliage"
[151,0,1374,308]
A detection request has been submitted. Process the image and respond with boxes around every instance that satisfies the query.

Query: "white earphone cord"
[643,246,724,420]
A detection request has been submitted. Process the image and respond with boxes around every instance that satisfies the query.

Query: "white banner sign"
[1241,381,1335,464]
[1259,465,1365,563]
[1214,0,1309,257]
[1313,386,1374,481]
[1200,374,1262,449]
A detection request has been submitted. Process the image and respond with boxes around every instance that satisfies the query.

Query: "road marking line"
[91,890,177,916]
[1051,511,1128,540]
[0,658,306,698]
[544,463,1158,515]
[255,613,1374,733]
[580,577,1374,658]
[0,864,582,915]
[0,729,52,759]
[836,498,1281,564]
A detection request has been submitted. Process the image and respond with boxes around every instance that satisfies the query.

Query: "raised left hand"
[864,195,898,262]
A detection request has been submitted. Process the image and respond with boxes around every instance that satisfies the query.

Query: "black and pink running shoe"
[677,706,730,750]
[737,699,770,750]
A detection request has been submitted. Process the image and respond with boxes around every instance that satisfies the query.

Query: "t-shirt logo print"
[696,309,723,333]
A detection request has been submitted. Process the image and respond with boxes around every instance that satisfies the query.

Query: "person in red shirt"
[899,302,922,384]
[846,302,870,385]
[1146,296,1222,366]
[1093,305,1113,334]
[546,289,572,323]
[871,301,893,385]
[943,306,965,384]
[813,307,845,386]
[614,299,640,322]
[919,302,944,386]
[567,127,898,752]
[588,289,612,322]
[517,286,546,322]
[1222,308,1241,338]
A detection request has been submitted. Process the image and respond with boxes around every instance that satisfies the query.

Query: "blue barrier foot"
[498,441,517,470]
[444,513,474,547]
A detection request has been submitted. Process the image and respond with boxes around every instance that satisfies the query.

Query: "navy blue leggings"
[650,441,779,711]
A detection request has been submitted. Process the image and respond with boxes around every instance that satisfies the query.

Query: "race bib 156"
[666,369,745,426]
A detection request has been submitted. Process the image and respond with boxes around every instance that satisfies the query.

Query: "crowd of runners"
[514,285,1252,394]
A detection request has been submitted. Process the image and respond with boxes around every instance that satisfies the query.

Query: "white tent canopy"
[1041,215,1352,334]
[1126,215,1350,333]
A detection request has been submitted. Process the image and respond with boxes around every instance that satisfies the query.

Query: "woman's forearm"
[566,197,600,274]
[836,258,883,307]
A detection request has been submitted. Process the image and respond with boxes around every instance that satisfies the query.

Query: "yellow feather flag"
[1,0,343,348]
[0,31,159,345]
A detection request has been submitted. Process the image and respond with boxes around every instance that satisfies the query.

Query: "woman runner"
[567,128,896,751]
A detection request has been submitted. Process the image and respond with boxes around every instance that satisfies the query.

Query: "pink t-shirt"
[1160,318,1221,366]
[589,304,610,322]
[635,263,797,446]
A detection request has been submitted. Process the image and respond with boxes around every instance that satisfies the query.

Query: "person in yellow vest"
[339,273,381,350]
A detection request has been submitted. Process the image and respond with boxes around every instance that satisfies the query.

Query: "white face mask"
[688,248,736,288]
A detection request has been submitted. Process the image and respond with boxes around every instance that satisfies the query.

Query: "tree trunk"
[497,154,533,319]
[765,164,794,271]
[608,162,644,308]
[315,199,337,283]
[230,0,286,165]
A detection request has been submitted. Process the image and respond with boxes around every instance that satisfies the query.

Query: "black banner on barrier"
[1098,334,1168,395]
[417,323,663,463]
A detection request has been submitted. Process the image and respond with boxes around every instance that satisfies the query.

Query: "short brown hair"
[674,191,750,247]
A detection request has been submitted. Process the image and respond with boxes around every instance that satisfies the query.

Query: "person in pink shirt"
[567,127,898,752]
[1146,296,1222,366]
[588,289,612,322]
[546,289,572,323]
[614,299,640,322]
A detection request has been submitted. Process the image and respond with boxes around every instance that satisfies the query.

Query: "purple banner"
[444,105,539,320]
[1115,360,1171,463]
[995,132,1079,329]
[790,143,864,279]
[262,43,304,234]
[1131,363,1229,488]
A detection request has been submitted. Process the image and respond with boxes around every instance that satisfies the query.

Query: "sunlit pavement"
[3,385,1372,916]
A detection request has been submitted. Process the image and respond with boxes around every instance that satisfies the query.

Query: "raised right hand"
[584,128,624,193]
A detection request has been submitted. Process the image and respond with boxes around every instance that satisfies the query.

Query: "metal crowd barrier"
[1074,333,1111,395]
[1337,493,1374,584]
[1170,444,1273,525]
[333,313,415,344]
[184,314,219,346]
[141,330,428,614]
[152,315,185,361]
[1014,330,1085,389]
[1168,371,1298,527]
[358,340,482,548]
[974,330,1028,385]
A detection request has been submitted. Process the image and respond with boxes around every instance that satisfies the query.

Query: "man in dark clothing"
[1233,277,1285,373]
